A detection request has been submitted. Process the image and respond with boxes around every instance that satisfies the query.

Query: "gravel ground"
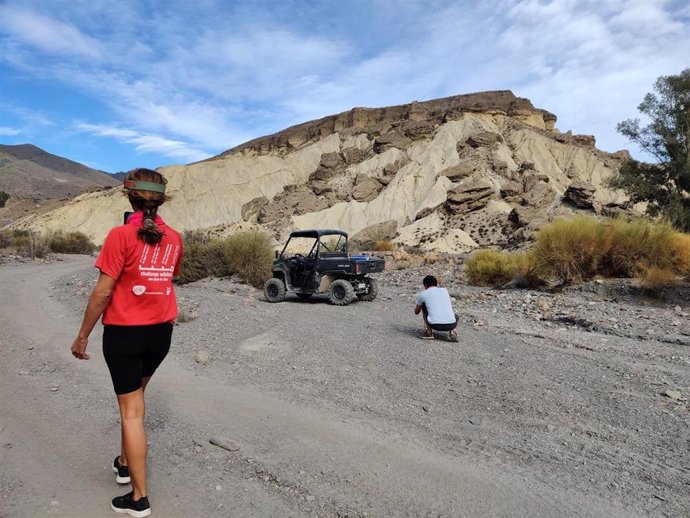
[48,257,690,517]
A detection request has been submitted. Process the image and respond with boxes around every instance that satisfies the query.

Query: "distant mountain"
[14,91,634,250]
[110,171,129,182]
[0,143,119,199]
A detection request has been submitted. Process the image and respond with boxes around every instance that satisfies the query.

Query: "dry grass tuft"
[465,249,521,287]
[178,229,274,287]
[531,216,608,283]
[49,231,95,254]
[636,266,677,293]
[672,233,690,277]
[466,216,690,288]
[222,230,274,288]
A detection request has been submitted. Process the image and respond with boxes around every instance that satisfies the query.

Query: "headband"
[123,179,166,194]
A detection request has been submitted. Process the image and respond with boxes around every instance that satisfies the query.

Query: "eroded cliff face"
[12,91,631,252]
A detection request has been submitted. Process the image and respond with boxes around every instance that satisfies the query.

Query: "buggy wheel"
[357,277,379,301]
[296,293,312,300]
[264,278,286,303]
[329,279,355,306]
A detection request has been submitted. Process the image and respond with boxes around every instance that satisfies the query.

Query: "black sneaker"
[113,456,131,484]
[111,491,151,517]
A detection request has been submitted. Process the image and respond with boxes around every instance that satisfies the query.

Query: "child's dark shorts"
[103,322,173,395]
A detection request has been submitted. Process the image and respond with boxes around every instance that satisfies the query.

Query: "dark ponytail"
[138,200,164,244]
[124,168,169,245]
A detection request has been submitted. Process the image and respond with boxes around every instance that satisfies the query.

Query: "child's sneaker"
[111,491,151,517]
[113,456,131,484]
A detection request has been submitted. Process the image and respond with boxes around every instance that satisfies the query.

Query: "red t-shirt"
[95,214,183,326]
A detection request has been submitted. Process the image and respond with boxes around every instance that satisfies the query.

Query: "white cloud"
[0,100,54,127]
[0,0,688,166]
[0,126,21,136]
[76,123,211,162]
[0,5,102,58]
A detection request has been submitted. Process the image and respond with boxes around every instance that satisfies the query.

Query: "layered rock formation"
[10,91,634,252]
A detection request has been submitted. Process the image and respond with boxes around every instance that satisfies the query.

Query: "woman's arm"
[71,272,117,360]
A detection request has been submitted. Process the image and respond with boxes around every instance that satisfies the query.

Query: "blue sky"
[0,0,688,173]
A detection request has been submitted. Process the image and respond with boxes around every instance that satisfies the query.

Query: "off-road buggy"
[263,229,385,305]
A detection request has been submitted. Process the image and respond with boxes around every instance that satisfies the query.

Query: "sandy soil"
[1,254,688,517]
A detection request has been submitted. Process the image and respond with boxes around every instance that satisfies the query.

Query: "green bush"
[49,231,95,254]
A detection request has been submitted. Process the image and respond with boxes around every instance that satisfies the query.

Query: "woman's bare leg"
[117,387,148,499]
[119,377,150,467]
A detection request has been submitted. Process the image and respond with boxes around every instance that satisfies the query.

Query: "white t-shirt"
[416,287,456,324]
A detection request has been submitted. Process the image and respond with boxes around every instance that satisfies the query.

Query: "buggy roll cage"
[278,229,349,259]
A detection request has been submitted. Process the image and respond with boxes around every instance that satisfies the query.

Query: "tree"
[0,190,9,208]
[610,68,690,231]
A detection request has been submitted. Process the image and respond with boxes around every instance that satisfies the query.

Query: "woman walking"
[71,168,183,517]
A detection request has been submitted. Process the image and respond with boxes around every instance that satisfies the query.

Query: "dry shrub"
[396,260,411,270]
[373,240,396,251]
[637,266,677,293]
[50,231,95,254]
[532,216,608,283]
[21,231,52,259]
[422,253,440,264]
[222,230,274,288]
[672,232,690,277]
[177,232,228,284]
[465,249,521,287]
[0,231,10,249]
[604,218,676,276]
[532,216,689,285]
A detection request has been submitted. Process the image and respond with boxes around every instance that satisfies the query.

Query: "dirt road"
[1,255,686,517]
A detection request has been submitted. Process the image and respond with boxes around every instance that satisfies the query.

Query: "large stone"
[341,146,370,165]
[522,182,556,208]
[373,132,411,153]
[600,201,630,218]
[446,181,493,213]
[500,181,523,199]
[310,180,332,195]
[320,152,342,169]
[258,185,330,224]
[402,120,436,140]
[353,174,384,202]
[508,206,534,228]
[466,132,503,148]
[440,162,474,181]
[351,220,398,245]
[523,172,550,192]
[309,152,345,181]
[564,181,596,209]
[241,196,269,222]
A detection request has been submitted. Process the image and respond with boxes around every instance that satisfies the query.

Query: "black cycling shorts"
[102,322,173,395]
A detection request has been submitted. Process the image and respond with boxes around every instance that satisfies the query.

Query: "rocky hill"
[8,91,634,251]
[0,144,120,226]
[0,144,119,199]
